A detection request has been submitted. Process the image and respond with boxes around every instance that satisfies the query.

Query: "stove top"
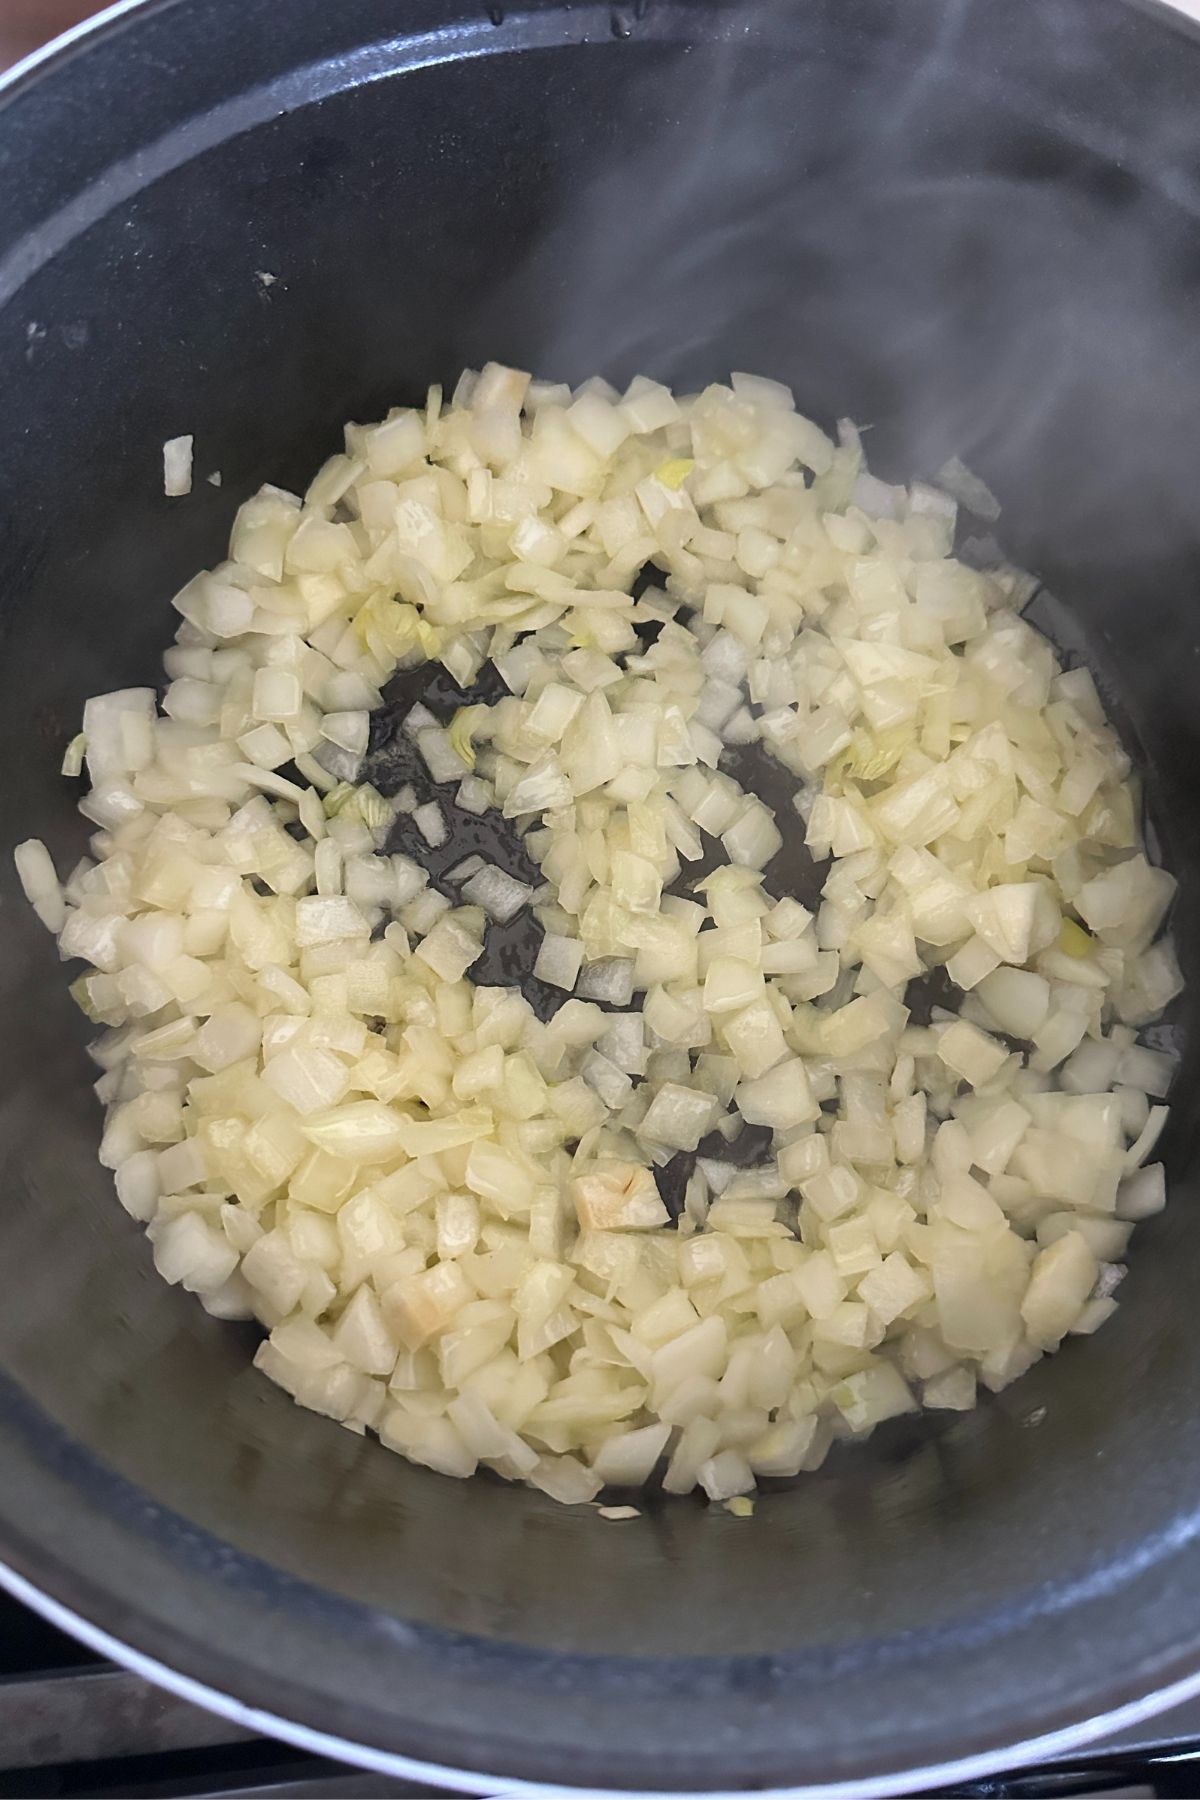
[1,1590,1199,1800]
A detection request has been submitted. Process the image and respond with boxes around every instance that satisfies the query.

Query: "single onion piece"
[163,435,194,497]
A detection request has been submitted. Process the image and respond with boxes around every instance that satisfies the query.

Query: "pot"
[1,0,1199,1791]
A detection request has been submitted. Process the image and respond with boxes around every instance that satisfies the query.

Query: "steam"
[486,0,1200,579]
[480,0,1200,1041]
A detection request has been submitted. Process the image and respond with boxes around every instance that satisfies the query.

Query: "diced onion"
[163,435,194,497]
[19,363,1179,1508]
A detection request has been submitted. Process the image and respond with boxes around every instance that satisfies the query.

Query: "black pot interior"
[2,0,1200,1789]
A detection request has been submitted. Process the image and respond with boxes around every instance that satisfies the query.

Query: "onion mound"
[16,365,1181,1507]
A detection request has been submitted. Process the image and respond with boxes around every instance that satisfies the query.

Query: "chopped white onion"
[163,435,194,497]
[413,802,447,848]
[461,864,533,924]
[20,364,1179,1509]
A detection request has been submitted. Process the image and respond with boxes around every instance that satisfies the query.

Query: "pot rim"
[6,1551,1200,1799]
